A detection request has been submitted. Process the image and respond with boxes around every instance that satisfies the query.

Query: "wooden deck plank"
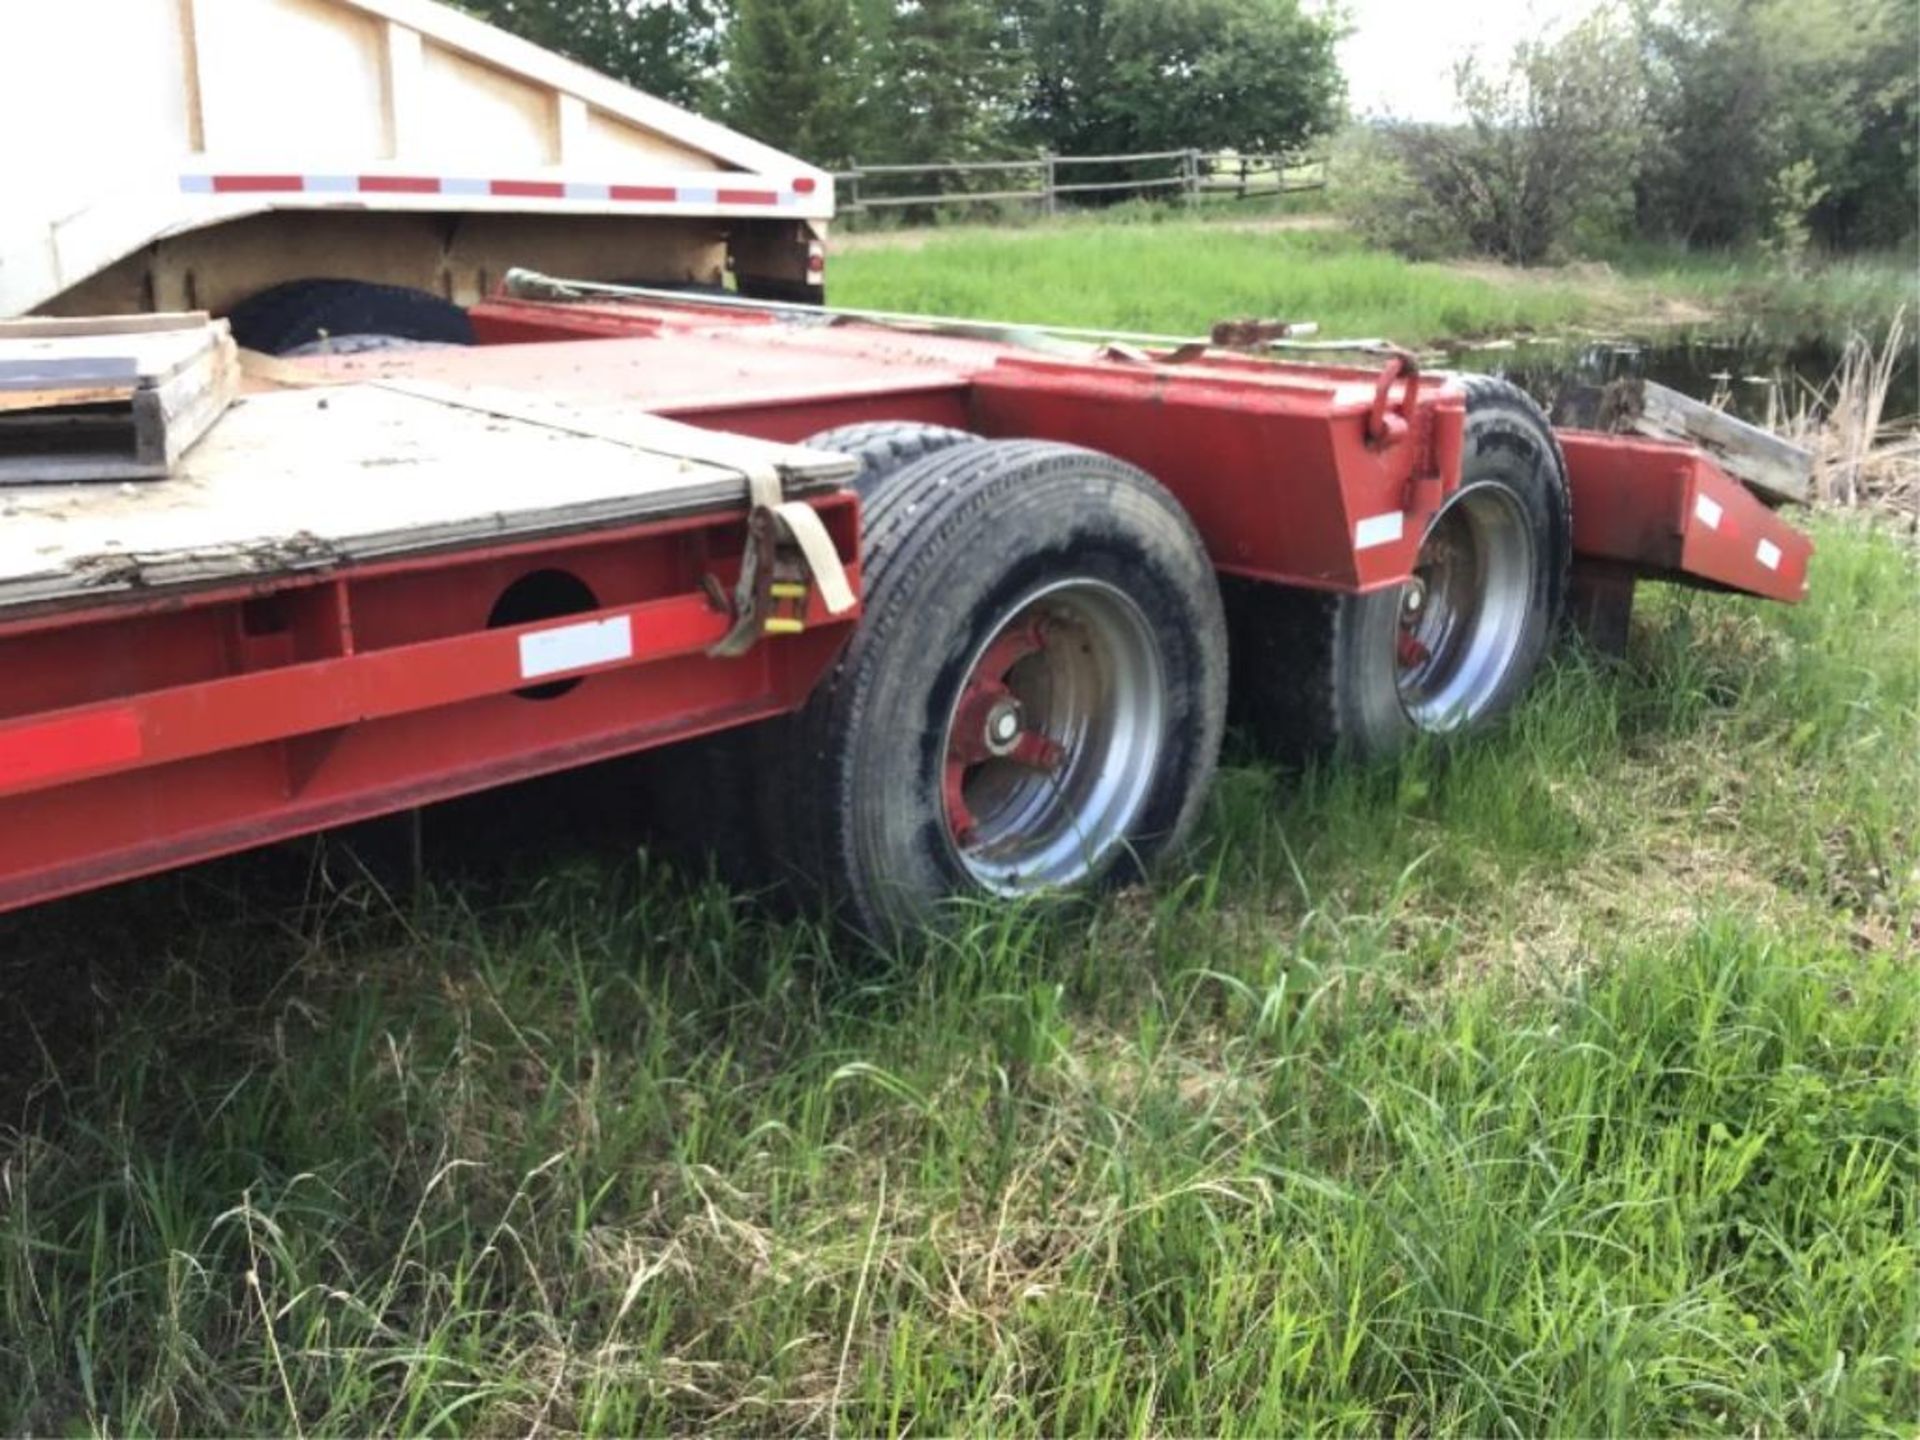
[0,382,854,613]
[1552,378,1812,506]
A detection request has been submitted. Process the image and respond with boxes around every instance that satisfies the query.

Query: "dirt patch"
[1189,213,1345,236]
[1438,256,1720,329]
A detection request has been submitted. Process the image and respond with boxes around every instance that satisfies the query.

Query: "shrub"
[1328,125,1466,261]
[1355,12,1645,266]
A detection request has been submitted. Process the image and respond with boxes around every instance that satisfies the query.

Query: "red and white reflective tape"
[180,174,814,208]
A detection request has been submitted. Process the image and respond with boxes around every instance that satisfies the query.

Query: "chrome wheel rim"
[940,579,1167,894]
[1395,484,1537,729]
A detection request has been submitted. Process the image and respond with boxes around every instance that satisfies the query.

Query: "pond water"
[1446,334,1917,426]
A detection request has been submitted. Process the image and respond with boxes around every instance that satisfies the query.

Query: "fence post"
[1184,149,1200,205]
[1042,150,1057,217]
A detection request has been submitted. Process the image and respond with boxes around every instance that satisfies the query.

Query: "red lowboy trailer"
[0,284,1812,935]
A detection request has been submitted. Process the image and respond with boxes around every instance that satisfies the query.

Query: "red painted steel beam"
[968,355,1465,591]
[0,590,727,801]
[1560,432,1811,603]
[0,498,862,914]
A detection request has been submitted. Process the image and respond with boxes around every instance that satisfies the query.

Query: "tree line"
[461,0,1346,168]
[466,0,1914,260]
[1337,0,1917,262]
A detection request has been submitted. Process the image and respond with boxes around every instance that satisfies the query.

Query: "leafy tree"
[460,0,728,110]
[1337,12,1646,265]
[1633,0,1918,249]
[1015,0,1345,157]
[874,0,1027,162]
[723,0,874,164]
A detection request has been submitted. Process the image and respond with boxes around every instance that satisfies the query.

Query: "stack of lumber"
[0,313,239,484]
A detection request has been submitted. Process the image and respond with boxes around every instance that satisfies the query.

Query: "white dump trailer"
[1,0,832,350]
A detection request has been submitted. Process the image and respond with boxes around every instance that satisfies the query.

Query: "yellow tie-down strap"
[709,462,857,658]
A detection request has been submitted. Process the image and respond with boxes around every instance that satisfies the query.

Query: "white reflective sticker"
[1354,511,1405,551]
[518,616,633,680]
[1694,494,1724,530]
[1755,539,1782,572]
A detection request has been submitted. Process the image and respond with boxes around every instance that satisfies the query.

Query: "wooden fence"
[832,147,1325,216]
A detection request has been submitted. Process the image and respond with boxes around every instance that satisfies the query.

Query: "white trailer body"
[1,0,833,323]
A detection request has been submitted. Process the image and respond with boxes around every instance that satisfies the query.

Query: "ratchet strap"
[709,461,856,658]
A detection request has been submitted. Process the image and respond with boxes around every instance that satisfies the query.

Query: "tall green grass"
[830,216,1916,348]
[3,517,1913,1436]
[833,222,1591,343]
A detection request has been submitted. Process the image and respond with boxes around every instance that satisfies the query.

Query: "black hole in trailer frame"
[487,568,600,701]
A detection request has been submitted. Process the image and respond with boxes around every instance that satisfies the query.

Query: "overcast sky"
[1334,0,1604,122]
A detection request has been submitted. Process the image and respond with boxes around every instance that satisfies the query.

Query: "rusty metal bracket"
[1366,348,1421,449]
[710,507,783,658]
[1103,317,1320,366]
[1209,317,1305,349]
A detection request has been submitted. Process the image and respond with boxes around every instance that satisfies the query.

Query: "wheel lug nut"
[982,699,1024,754]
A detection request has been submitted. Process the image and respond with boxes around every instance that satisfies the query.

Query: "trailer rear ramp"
[0,381,854,613]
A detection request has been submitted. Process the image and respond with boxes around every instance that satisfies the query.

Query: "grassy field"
[831,213,1917,350]
[2,228,1916,1435]
[3,534,1914,1436]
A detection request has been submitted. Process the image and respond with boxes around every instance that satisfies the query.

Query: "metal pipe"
[498,269,1403,356]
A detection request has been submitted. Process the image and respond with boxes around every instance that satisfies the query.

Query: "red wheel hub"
[943,614,1066,845]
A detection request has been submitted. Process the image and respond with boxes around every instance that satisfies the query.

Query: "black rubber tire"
[630,421,986,889]
[1230,375,1571,761]
[800,421,979,499]
[279,333,452,358]
[766,440,1229,939]
[226,279,474,356]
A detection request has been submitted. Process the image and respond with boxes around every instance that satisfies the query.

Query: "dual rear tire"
[226,279,474,356]
[653,377,1568,937]
[1230,376,1571,760]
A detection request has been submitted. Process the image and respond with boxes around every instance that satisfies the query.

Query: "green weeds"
[830,216,1916,348]
[2,516,1913,1435]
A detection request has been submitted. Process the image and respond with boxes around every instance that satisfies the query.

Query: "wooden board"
[0,381,855,613]
[1632,381,1811,505]
[1551,378,1811,506]
[0,312,220,342]
[0,314,240,484]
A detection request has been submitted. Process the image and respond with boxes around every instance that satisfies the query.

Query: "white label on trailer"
[1755,539,1782,571]
[519,616,633,680]
[1694,494,1724,530]
[1354,511,1405,551]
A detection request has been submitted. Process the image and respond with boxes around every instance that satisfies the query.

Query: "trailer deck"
[0,381,852,613]
[271,293,1814,603]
